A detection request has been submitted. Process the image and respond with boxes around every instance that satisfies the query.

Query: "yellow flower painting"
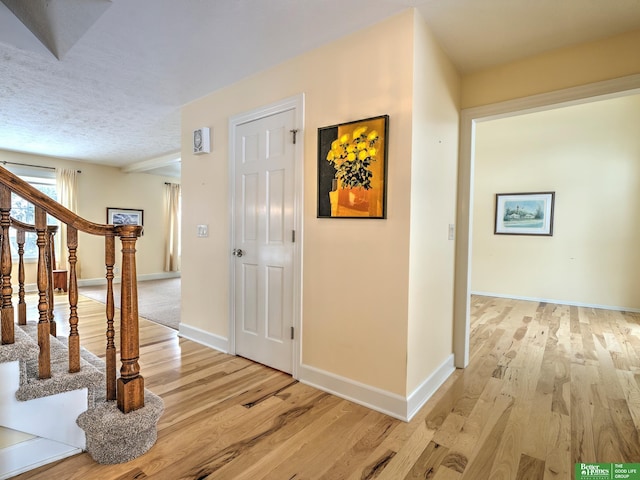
[317,115,388,218]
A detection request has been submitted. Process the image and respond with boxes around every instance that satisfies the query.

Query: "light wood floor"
[11,295,640,479]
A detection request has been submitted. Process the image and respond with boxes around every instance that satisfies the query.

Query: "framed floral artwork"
[317,115,388,218]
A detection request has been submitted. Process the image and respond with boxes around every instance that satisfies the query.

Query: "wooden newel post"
[116,224,145,413]
[0,185,14,345]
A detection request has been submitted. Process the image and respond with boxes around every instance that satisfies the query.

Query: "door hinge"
[291,230,296,243]
[290,326,294,340]
[290,129,299,144]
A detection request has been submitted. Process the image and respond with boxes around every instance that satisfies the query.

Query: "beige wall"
[406,13,460,393]
[182,9,458,397]
[462,29,640,109]
[453,26,640,369]
[1,150,175,283]
[472,94,640,309]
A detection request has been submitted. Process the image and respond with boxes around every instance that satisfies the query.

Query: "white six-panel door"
[232,108,297,373]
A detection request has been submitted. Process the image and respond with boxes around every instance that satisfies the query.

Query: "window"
[9,176,59,259]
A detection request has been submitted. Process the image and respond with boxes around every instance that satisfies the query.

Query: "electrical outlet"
[448,224,455,240]
[114,266,120,274]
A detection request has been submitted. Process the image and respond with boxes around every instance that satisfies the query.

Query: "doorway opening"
[453,75,640,368]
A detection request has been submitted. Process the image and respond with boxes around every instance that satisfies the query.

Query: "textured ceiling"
[1,0,111,59]
[0,0,639,177]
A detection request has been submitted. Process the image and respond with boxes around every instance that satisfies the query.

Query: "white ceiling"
[1,0,639,178]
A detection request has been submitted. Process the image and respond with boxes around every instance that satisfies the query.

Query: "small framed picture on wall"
[494,192,555,236]
[107,207,144,227]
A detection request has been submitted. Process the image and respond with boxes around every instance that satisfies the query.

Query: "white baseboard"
[17,284,37,294]
[78,271,181,288]
[406,354,456,421]
[298,364,407,420]
[471,291,640,313]
[178,323,228,354]
[174,325,454,422]
[15,271,181,292]
[0,437,81,480]
[298,356,455,422]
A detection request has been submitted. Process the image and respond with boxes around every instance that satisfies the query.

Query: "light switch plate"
[197,224,209,237]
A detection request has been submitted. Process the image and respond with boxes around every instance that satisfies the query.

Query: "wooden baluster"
[67,226,80,373]
[0,185,14,345]
[17,229,26,325]
[116,224,144,413]
[35,206,51,379]
[105,235,116,400]
[46,228,56,336]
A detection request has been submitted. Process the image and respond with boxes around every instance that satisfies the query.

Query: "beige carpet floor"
[78,277,180,330]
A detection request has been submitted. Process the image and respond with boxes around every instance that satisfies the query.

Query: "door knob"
[233,248,244,257]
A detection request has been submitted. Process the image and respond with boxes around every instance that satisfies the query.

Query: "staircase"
[0,324,98,478]
[0,167,163,477]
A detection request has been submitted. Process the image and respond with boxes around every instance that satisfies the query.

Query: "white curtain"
[55,168,78,270]
[164,183,181,272]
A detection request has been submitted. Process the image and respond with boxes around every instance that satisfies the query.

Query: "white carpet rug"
[78,277,180,330]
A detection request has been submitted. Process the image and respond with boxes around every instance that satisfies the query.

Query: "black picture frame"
[106,207,144,227]
[494,192,555,236]
[317,114,389,219]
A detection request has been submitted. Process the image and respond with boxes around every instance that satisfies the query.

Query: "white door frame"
[228,93,305,378]
[453,74,640,368]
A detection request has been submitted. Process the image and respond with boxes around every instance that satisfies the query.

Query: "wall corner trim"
[298,364,408,420]
[298,357,455,422]
[406,354,456,421]
[178,324,228,354]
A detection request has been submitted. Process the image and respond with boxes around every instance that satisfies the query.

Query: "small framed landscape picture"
[494,192,555,236]
[107,207,144,227]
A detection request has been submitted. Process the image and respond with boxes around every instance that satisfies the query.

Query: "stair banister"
[0,166,145,413]
[0,168,115,235]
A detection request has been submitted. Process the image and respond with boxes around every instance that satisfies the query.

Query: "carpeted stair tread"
[0,326,39,364]
[16,324,103,404]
